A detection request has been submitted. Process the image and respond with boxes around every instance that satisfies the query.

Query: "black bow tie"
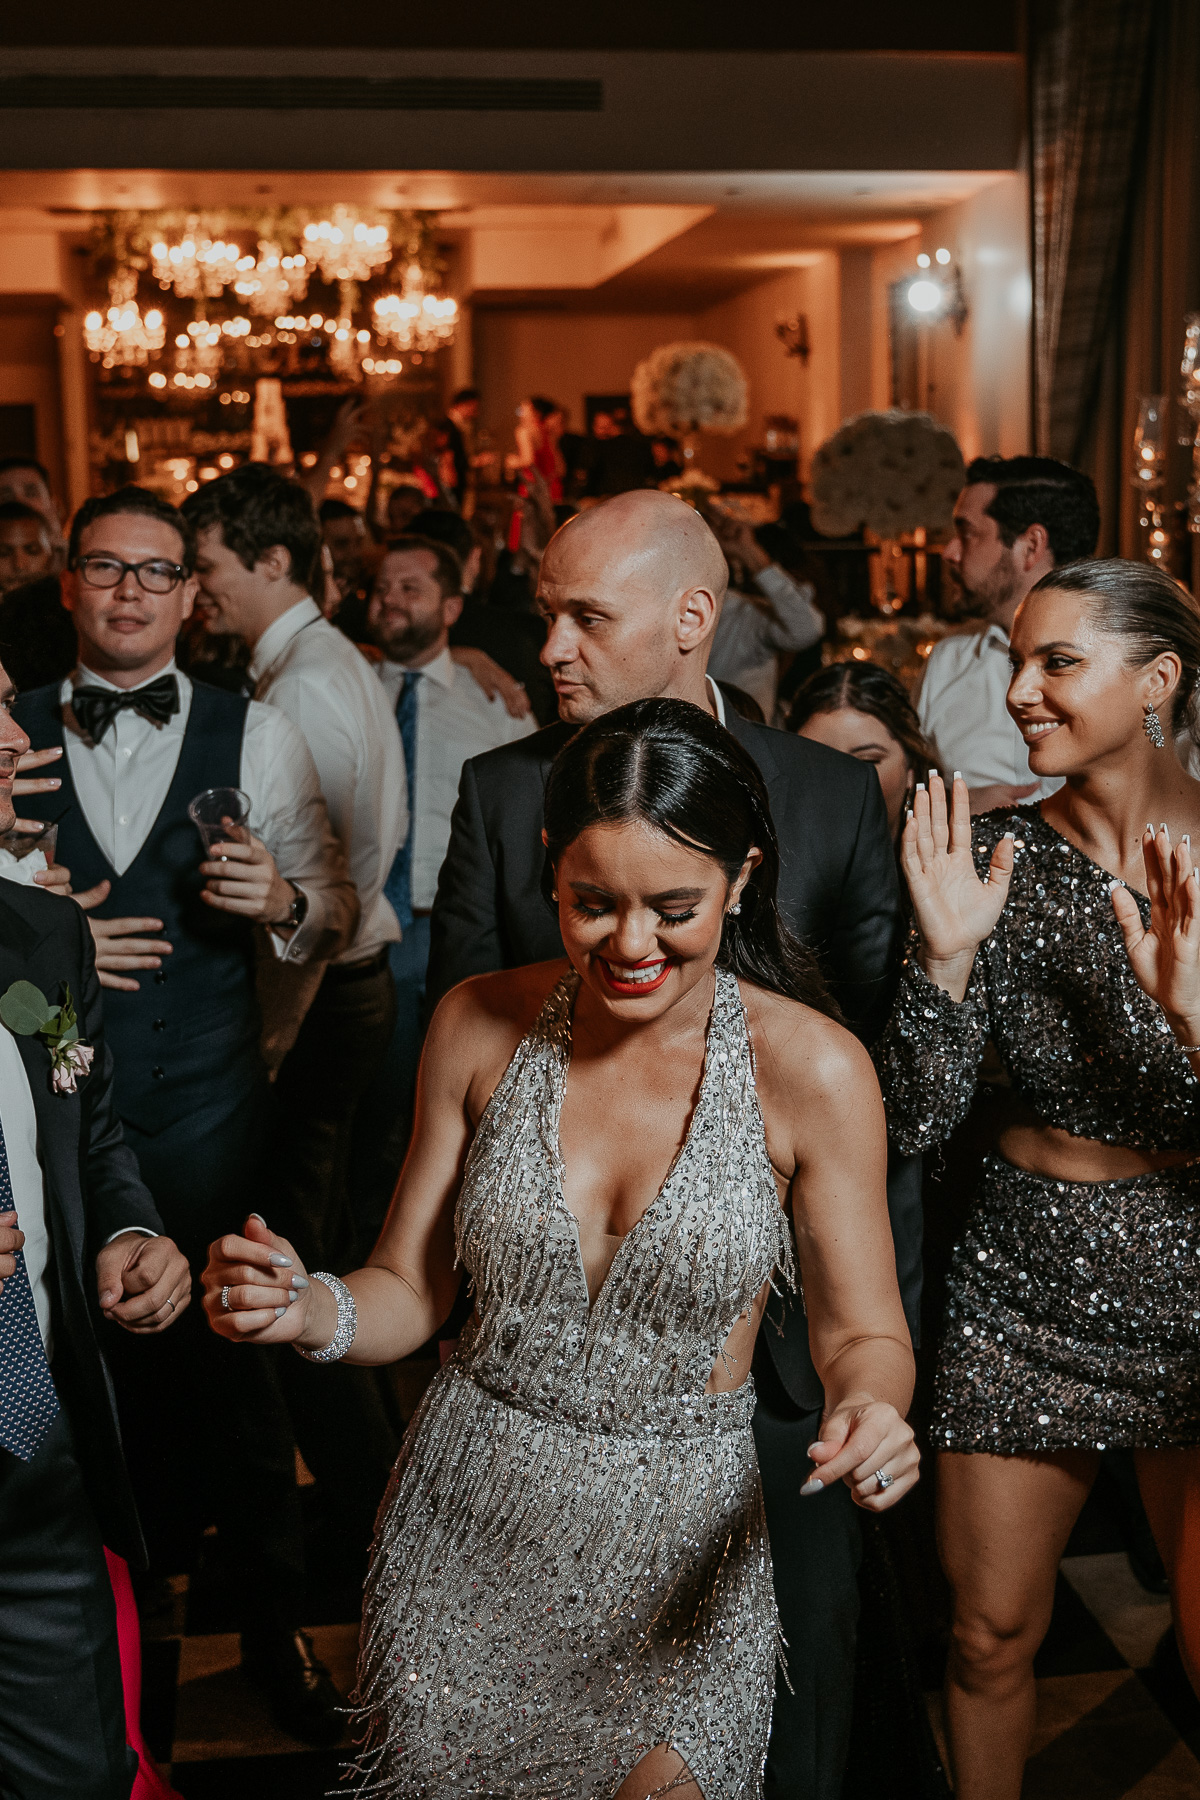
[72,674,180,743]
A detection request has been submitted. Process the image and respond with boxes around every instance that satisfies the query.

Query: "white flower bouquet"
[809,410,965,538]
[631,342,749,437]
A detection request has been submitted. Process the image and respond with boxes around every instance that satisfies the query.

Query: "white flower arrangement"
[809,410,965,538]
[631,342,749,436]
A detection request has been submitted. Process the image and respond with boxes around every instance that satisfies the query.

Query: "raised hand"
[1111,825,1200,1045]
[202,1214,322,1347]
[900,771,1015,1001]
[11,744,62,811]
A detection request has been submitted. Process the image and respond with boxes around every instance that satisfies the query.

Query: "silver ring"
[874,1468,894,1491]
[221,1284,232,1312]
[165,1297,175,1312]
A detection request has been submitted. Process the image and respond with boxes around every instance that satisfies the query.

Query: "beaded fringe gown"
[350,968,793,1799]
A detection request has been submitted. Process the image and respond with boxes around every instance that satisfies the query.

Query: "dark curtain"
[1030,0,1200,565]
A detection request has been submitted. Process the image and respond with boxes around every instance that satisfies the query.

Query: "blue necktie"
[384,670,420,933]
[0,1109,59,1462]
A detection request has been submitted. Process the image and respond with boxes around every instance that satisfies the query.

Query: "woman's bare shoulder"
[425,960,571,1070]
[737,979,880,1115]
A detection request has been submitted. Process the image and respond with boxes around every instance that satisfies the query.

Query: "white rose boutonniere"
[0,980,95,1094]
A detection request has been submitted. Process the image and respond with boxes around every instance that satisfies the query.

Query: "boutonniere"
[0,980,95,1093]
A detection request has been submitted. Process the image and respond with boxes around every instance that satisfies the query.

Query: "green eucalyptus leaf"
[60,1022,80,1046]
[0,981,50,1036]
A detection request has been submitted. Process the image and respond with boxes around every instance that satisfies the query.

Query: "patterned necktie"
[384,670,421,934]
[0,1109,59,1462]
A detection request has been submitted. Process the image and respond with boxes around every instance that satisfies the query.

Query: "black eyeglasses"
[72,555,187,595]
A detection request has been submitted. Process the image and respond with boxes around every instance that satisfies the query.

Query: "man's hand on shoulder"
[97,1231,191,1332]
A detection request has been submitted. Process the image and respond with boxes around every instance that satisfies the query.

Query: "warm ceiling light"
[935,247,952,265]
[907,279,943,315]
[916,252,931,269]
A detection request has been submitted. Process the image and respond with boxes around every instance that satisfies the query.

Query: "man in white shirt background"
[917,455,1100,813]
[13,485,358,1746]
[355,533,535,1237]
[183,465,409,1581]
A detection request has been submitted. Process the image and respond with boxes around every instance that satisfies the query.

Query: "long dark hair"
[1030,557,1200,739]
[543,698,839,1018]
[787,661,935,788]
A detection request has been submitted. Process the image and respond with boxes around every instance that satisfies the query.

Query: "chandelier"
[303,207,392,284]
[373,263,458,353]
[83,272,166,369]
[232,242,310,318]
[151,222,250,299]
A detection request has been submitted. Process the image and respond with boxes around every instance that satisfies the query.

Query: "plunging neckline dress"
[350,967,794,1798]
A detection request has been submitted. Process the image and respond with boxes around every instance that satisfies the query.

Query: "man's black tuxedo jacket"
[0,881,163,1562]
[427,706,920,1411]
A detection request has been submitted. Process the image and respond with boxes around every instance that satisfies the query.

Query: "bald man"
[428,489,918,1800]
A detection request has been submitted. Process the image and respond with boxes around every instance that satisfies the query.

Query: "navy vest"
[13,680,262,1135]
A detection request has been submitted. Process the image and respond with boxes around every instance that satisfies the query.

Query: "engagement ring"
[221,1285,232,1312]
[874,1468,894,1491]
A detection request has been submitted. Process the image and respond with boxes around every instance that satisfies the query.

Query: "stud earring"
[1144,704,1166,749]
[729,901,742,916]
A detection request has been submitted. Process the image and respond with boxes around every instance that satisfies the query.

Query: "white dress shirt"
[249,599,408,962]
[0,966,155,1356]
[60,661,354,963]
[0,1027,53,1347]
[377,647,536,912]
[916,623,1062,799]
[708,564,825,720]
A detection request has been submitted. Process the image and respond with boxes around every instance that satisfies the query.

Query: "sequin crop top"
[874,807,1200,1156]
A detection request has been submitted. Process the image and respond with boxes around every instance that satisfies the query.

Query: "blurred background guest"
[706,502,825,721]
[353,532,536,1237]
[0,499,57,593]
[917,455,1099,813]
[513,396,565,501]
[0,456,64,562]
[790,661,936,842]
[0,573,76,691]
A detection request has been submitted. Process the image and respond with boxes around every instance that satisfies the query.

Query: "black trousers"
[269,958,401,1569]
[110,1076,306,1635]
[0,1412,136,1800]
[753,1353,862,1800]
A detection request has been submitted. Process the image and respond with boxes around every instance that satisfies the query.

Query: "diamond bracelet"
[294,1271,358,1363]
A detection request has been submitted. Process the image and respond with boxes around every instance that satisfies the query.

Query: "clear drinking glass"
[0,821,58,864]
[187,787,251,860]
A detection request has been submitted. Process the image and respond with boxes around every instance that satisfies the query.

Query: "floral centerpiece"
[631,343,748,490]
[808,409,964,538]
[809,410,965,613]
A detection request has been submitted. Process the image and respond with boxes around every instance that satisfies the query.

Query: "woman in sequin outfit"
[205,699,917,1800]
[875,559,1200,1800]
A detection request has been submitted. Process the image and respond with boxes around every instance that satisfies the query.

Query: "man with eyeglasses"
[11,485,359,1745]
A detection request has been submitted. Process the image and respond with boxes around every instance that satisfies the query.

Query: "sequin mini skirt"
[935,1157,1200,1453]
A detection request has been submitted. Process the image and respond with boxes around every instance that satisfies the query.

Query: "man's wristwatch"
[272,882,309,931]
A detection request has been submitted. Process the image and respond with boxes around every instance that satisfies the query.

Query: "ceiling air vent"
[0,75,603,111]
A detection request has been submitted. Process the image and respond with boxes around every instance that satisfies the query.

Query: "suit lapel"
[0,897,85,1264]
[724,711,790,828]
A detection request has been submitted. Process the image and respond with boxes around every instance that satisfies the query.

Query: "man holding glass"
[11,486,358,1746]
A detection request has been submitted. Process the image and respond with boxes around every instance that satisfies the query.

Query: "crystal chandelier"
[302,207,392,284]
[232,242,310,318]
[83,272,166,369]
[373,263,458,353]
[151,221,249,299]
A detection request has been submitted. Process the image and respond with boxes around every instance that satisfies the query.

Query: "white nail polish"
[274,1306,286,1318]
[268,1253,293,1268]
[915,782,926,793]
[800,1477,824,1497]
[953,770,962,782]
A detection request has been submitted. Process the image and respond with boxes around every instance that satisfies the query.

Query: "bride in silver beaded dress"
[204,699,917,1799]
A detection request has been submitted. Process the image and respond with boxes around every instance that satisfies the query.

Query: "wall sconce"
[775,315,811,362]
[905,249,968,336]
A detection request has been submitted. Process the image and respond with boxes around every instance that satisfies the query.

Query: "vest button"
[152,1018,166,1031]
[154,971,167,984]
[151,1066,165,1080]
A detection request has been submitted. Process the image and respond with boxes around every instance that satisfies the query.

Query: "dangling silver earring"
[1144,704,1166,749]
[728,901,742,916]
